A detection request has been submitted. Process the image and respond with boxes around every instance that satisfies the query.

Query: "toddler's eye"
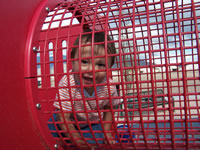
[98,63,106,68]
[81,60,88,64]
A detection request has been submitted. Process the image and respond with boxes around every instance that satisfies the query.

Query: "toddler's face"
[72,43,111,94]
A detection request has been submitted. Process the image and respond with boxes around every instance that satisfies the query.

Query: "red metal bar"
[24,0,200,149]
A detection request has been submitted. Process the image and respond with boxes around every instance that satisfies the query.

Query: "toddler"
[52,29,120,148]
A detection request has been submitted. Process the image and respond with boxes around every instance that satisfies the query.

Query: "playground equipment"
[1,0,200,150]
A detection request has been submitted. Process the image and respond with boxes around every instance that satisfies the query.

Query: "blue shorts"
[48,114,104,144]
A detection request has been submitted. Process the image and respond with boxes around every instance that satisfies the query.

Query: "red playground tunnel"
[1,0,200,149]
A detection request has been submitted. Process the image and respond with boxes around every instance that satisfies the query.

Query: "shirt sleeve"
[111,85,121,107]
[104,78,120,107]
[53,75,73,111]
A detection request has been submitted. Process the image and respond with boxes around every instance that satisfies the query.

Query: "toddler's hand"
[104,133,116,144]
[74,139,88,148]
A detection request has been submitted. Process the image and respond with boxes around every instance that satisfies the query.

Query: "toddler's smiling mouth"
[82,76,93,84]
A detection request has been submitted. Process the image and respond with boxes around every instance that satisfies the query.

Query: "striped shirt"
[53,72,120,126]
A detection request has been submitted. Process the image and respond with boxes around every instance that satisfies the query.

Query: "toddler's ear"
[72,61,75,68]
[108,59,113,68]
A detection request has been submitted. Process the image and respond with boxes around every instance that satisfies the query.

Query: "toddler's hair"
[71,29,116,67]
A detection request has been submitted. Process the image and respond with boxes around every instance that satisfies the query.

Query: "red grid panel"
[29,0,200,149]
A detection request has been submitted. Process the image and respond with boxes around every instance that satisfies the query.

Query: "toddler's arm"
[103,105,116,144]
[103,85,120,144]
[56,112,85,144]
